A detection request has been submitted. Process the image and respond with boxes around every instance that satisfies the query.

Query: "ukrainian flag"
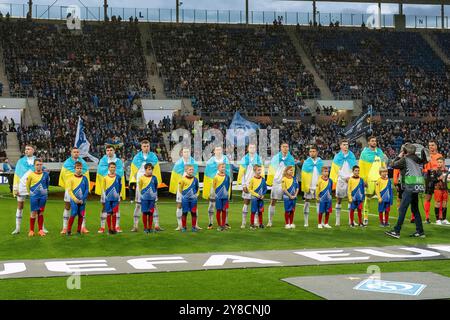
[129,151,163,187]
[266,152,295,186]
[330,150,357,189]
[95,155,126,200]
[301,157,323,193]
[202,156,231,200]
[358,147,386,182]
[237,153,264,185]
[169,157,199,194]
[13,156,36,193]
[59,157,90,189]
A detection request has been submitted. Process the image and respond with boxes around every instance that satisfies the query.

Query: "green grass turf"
[0,184,449,299]
[0,260,449,299]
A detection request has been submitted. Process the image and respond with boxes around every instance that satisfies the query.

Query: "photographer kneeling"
[385,143,427,239]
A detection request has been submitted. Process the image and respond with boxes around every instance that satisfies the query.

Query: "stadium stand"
[150,24,320,117]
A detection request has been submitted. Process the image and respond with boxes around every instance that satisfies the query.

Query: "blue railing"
[0,3,448,29]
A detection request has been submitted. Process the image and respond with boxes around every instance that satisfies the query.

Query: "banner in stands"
[226,112,260,147]
[342,107,373,140]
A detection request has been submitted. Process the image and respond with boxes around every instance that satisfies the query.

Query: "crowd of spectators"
[151,24,319,116]
[298,28,450,118]
[0,19,172,162]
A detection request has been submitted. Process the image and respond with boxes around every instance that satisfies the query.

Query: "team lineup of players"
[10,137,450,236]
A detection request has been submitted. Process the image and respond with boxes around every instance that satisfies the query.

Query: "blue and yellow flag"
[301,157,324,193]
[330,150,357,189]
[169,157,199,194]
[202,156,231,200]
[13,156,35,192]
[129,151,162,187]
[95,155,126,200]
[359,147,386,182]
[266,152,295,186]
[58,157,90,189]
[237,153,264,185]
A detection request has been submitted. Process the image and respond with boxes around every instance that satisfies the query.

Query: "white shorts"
[336,180,348,199]
[303,189,316,200]
[64,190,71,202]
[242,191,251,200]
[176,190,182,203]
[270,184,283,200]
[17,194,28,202]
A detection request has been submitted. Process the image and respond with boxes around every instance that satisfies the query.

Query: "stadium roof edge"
[286,0,449,5]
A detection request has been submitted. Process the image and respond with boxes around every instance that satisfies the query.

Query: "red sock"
[77,215,83,232]
[379,212,384,224]
[357,209,362,224]
[107,214,112,231]
[38,214,44,231]
[182,214,187,228]
[30,217,36,232]
[325,213,330,225]
[318,213,323,225]
[384,208,390,224]
[258,210,263,225]
[424,201,431,219]
[250,213,255,225]
[112,214,117,231]
[149,214,154,230]
[68,216,75,233]
[350,209,355,224]
[216,210,221,226]
[142,214,148,229]
[221,210,226,227]
[192,213,197,227]
[290,210,295,224]
[284,212,290,224]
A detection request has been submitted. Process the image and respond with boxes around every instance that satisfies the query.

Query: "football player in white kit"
[237,144,264,229]
[11,144,38,234]
[130,140,163,232]
[202,146,232,229]
[59,147,90,234]
[96,145,126,233]
[169,148,199,230]
[301,146,324,227]
[330,139,357,226]
[266,143,296,227]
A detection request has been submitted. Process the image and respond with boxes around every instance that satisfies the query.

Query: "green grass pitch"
[0,185,449,299]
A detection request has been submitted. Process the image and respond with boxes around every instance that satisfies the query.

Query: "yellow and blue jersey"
[102,174,122,202]
[316,177,333,203]
[376,178,393,204]
[348,177,365,202]
[179,176,199,201]
[139,175,158,201]
[282,176,299,200]
[67,175,89,202]
[248,176,267,199]
[26,171,50,199]
[213,174,231,200]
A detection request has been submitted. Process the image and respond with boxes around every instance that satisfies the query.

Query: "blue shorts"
[350,200,363,211]
[70,201,86,217]
[105,200,119,214]
[141,200,156,214]
[251,198,264,214]
[215,198,229,211]
[378,201,391,213]
[182,199,197,214]
[30,196,47,212]
[283,198,296,212]
[319,201,332,214]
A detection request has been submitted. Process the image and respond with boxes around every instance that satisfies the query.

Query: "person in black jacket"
[385,143,428,239]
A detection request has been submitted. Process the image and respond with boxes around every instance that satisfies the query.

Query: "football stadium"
[0,0,450,306]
